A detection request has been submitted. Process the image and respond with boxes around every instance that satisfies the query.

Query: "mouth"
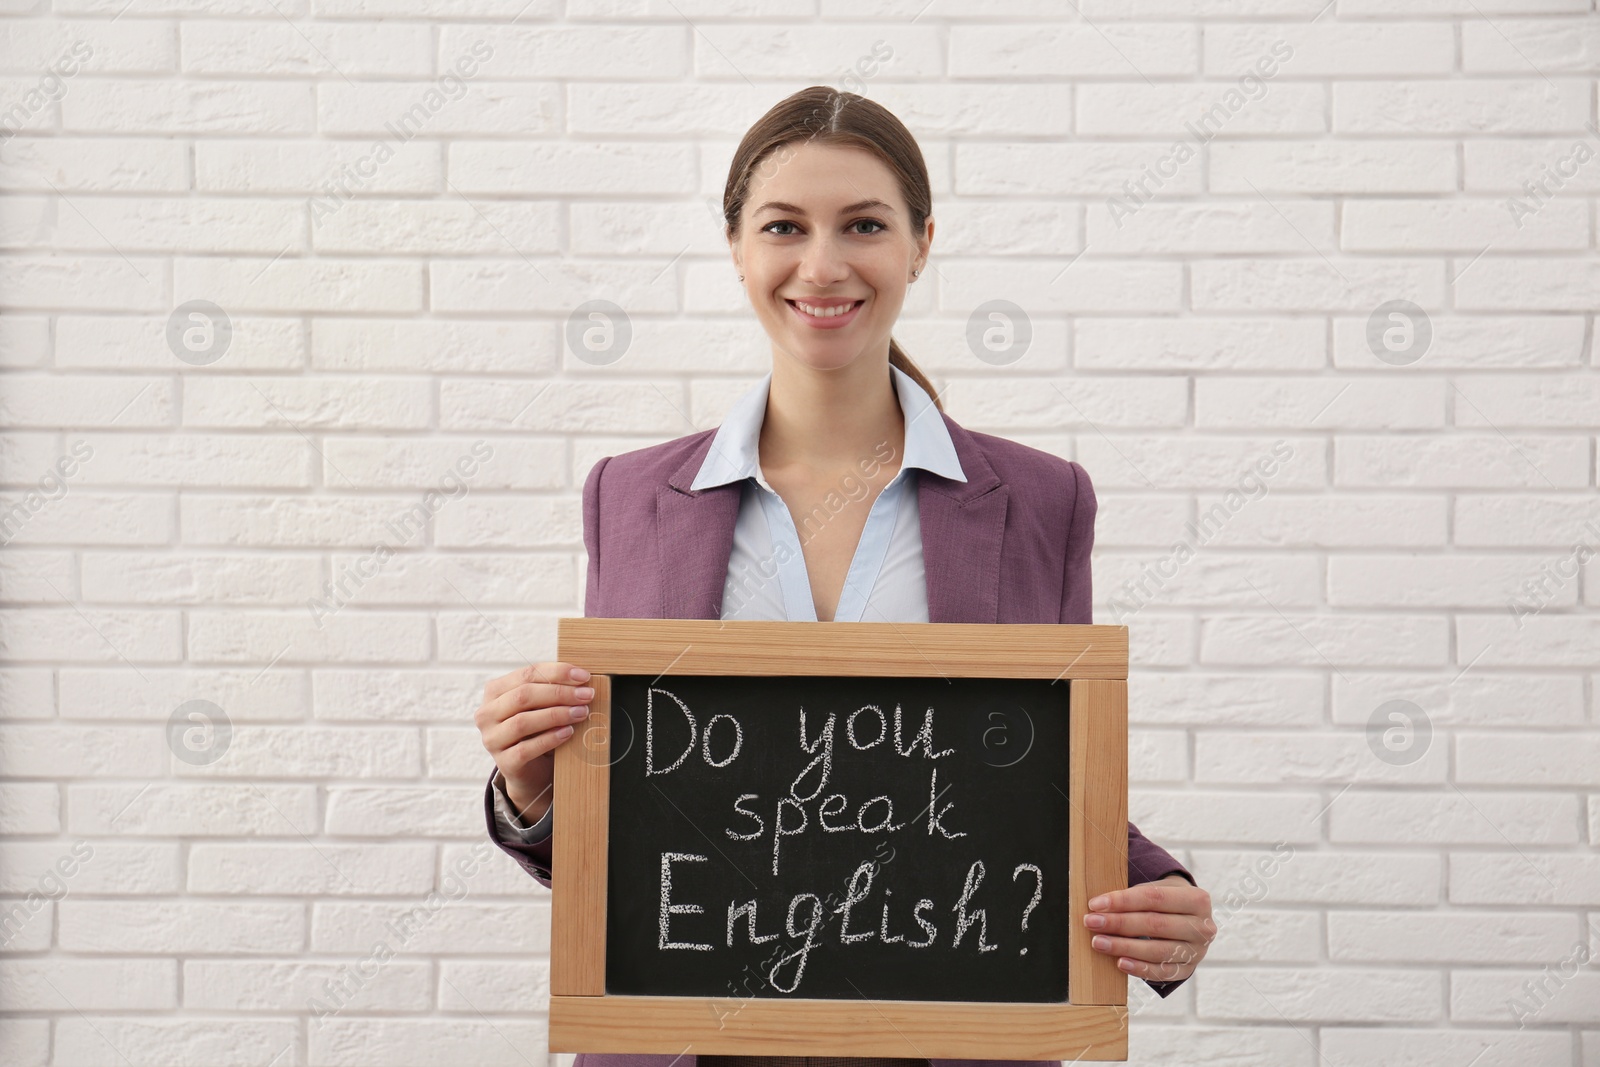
[786,298,865,329]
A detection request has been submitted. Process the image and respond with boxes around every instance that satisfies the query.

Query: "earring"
[738,274,744,281]
[913,269,920,278]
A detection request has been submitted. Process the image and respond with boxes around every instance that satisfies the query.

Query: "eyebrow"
[752,198,895,218]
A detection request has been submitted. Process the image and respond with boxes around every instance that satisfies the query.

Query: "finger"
[1088,935,1203,983]
[483,661,590,704]
[1119,951,1198,983]
[502,723,576,771]
[484,678,595,727]
[1088,934,1202,966]
[1087,882,1200,915]
[1083,909,1211,942]
[490,703,588,755]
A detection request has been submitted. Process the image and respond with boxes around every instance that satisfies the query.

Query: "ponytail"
[889,339,942,414]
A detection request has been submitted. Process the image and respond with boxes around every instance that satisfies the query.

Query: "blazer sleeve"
[482,456,612,889]
[1062,460,1198,1000]
[582,455,610,616]
[484,766,551,888]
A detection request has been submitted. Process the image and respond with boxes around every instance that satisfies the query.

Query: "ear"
[916,215,934,267]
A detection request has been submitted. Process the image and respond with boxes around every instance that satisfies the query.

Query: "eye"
[760,219,888,236]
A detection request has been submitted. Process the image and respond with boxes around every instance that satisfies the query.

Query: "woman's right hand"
[476,661,594,826]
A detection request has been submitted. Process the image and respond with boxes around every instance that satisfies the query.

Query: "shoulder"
[946,417,1093,518]
[581,428,718,502]
[959,423,1082,485]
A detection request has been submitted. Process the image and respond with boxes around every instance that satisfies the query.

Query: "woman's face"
[730,142,931,374]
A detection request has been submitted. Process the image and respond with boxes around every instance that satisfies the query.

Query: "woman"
[475,86,1215,1067]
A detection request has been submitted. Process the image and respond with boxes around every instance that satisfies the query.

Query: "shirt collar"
[689,363,967,492]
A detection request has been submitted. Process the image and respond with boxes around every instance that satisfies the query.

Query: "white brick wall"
[0,2,1596,1065]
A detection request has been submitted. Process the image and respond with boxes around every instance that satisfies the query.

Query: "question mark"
[1012,863,1042,956]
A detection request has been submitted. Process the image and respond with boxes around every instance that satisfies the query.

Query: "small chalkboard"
[605,673,1070,1003]
[548,619,1132,1061]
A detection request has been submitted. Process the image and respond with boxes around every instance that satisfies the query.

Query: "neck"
[759,352,906,476]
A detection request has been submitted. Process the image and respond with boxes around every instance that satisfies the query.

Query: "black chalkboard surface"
[603,673,1071,1004]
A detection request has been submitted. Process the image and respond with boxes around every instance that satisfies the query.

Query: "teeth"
[794,300,859,318]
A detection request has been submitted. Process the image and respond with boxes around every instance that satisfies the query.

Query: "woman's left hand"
[1082,874,1215,983]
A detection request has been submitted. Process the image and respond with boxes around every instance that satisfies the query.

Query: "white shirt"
[691,363,967,623]
[492,364,966,840]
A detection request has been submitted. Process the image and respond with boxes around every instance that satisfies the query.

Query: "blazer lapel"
[919,412,1007,624]
[657,413,1009,624]
[660,433,743,620]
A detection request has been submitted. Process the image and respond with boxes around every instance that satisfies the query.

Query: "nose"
[795,235,850,286]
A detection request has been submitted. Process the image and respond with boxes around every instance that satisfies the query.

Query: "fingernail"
[575,686,595,701]
[1089,895,1109,910]
[1084,913,1106,929]
[571,667,591,683]
[1091,935,1109,951]
[570,706,589,721]
[558,725,574,738]
[1118,958,1136,972]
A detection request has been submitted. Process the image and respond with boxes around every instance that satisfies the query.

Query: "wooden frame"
[550,618,1130,1061]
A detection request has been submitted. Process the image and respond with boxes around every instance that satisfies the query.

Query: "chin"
[780,349,875,374]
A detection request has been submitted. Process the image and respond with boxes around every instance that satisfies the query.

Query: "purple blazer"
[483,408,1197,1066]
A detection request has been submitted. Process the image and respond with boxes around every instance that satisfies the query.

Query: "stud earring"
[738,274,743,281]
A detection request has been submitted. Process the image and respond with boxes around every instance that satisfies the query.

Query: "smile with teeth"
[788,299,864,318]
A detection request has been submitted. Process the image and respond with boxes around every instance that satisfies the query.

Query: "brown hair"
[722,85,943,413]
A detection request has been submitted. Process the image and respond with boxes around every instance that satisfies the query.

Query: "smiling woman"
[715,94,946,628]
[725,91,941,426]
[475,85,1214,1067]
